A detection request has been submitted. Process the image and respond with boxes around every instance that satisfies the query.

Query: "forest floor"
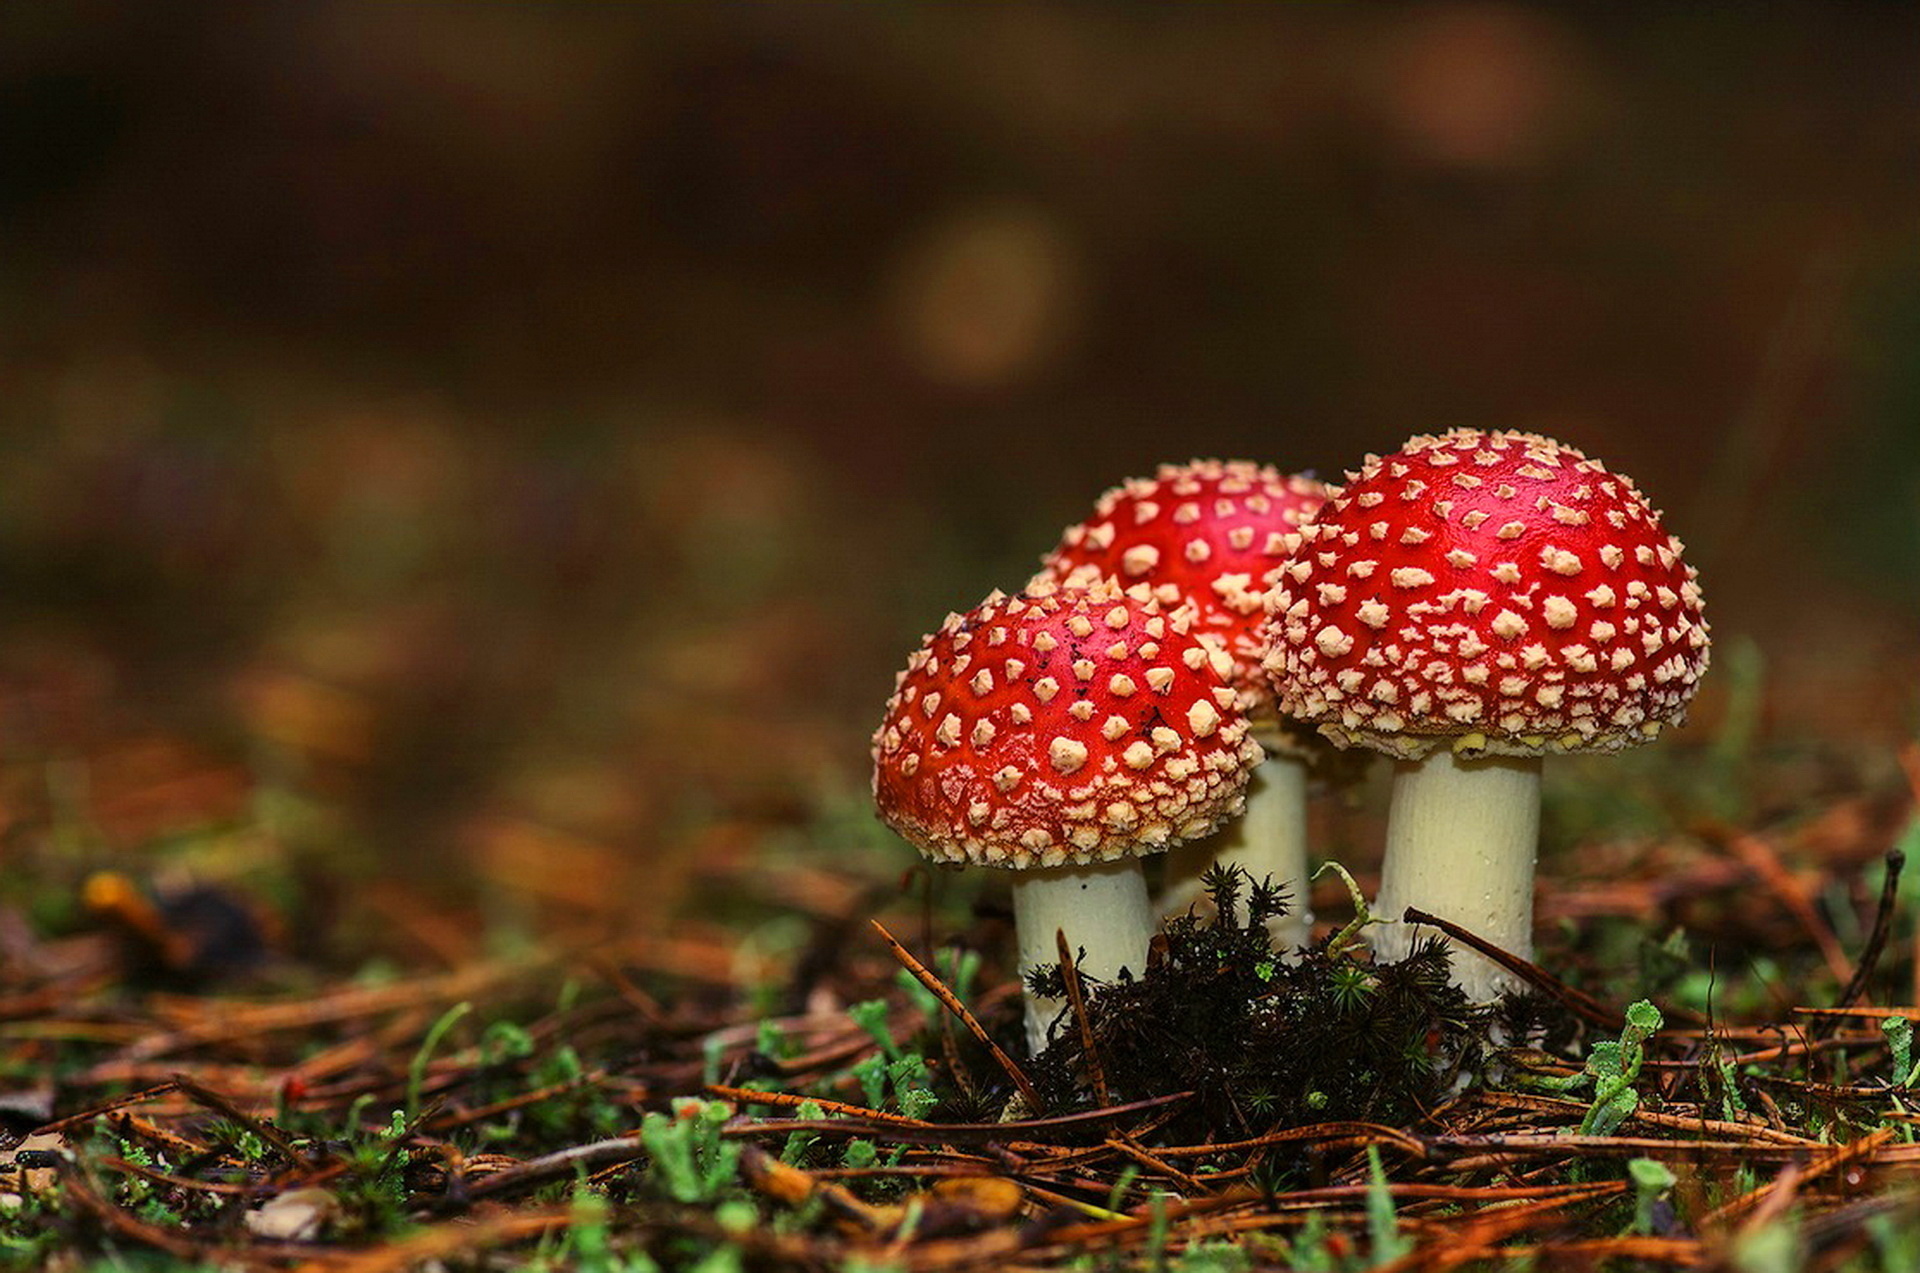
[5,702,1920,1271]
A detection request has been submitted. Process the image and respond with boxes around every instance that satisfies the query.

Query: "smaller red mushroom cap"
[1262,429,1709,759]
[1035,459,1329,715]
[873,580,1260,869]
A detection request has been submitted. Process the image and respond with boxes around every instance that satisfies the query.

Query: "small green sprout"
[1883,1016,1918,1088]
[1730,1212,1803,1273]
[894,948,981,1017]
[845,999,935,1117]
[480,1019,537,1066]
[1314,862,1379,958]
[640,1099,740,1205]
[1328,964,1376,1013]
[1173,1242,1251,1273]
[1627,1158,1676,1236]
[1147,1191,1171,1272]
[1581,1000,1663,1136]
[847,999,897,1058]
[406,1000,471,1121]
[1288,1211,1337,1272]
[1365,1145,1412,1264]
[781,1099,824,1166]
[562,1190,661,1273]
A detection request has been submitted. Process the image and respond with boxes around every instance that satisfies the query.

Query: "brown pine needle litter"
[6,767,1920,1271]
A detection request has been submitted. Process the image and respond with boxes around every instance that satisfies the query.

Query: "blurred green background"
[1,5,1916,941]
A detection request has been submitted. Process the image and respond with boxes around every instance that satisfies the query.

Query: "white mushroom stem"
[1012,858,1155,1055]
[1369,750,1541,1002]
[1157,749,1311,950]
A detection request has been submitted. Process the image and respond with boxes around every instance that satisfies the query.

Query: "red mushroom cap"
[1036,460,1329,715]
[873,580,1260,869]
[1263,429,1709,759]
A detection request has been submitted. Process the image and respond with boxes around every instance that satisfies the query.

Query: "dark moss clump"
[1023,866,1483,1142]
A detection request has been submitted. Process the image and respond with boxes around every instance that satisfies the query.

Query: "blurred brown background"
[1,5,1916,947]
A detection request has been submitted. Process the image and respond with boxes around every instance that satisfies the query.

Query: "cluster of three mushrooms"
[875,432,1710,1046]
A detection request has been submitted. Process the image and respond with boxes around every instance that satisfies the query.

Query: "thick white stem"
[1157,753,1312,950]
[1371,750,1541,1002]
[1013,858,1154,1055]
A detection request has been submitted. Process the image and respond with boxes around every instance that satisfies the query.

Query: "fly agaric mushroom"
[1262,429,1709,999]
[873,579,1260,1052]
[1036,459,1330,944]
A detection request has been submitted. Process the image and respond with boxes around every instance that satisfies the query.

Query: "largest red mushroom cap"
[1036,460,1329,714]
[1263,429,1709,759]
[873,581,1260,870]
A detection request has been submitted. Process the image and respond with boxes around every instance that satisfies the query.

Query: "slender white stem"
[1012,858,1154,1055]
[1156,753,1312,950]
[1371,750,1541,1002]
